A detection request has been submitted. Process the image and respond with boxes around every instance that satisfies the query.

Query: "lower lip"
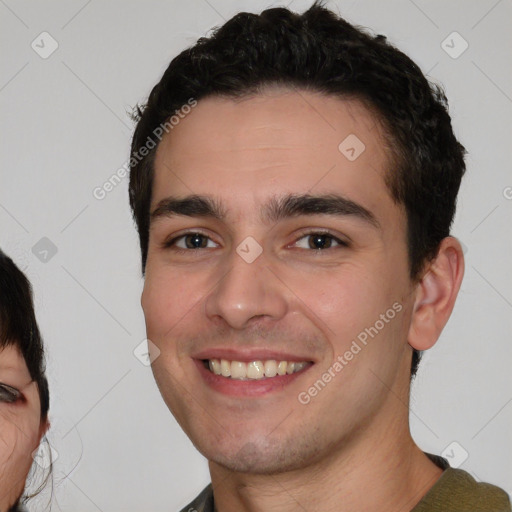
[194,359,312,397]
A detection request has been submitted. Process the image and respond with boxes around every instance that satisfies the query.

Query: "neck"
[209,397,443,512]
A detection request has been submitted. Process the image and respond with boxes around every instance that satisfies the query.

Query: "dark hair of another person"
[0,249,49,419]
[0,249,52,510]
[128,1,466,377]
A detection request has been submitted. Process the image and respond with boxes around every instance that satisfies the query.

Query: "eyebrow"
[0,365,18,371]
[151,193,380,229]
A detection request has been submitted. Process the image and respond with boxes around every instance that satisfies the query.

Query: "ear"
[408,237,465,351]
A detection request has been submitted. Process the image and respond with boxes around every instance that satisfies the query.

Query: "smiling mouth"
[203,358,311,380]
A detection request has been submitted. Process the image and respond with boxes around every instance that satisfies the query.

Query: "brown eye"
[294,232,348,250]
[164,232,217,250]
[0,382,21,403]
[181,233,210,249]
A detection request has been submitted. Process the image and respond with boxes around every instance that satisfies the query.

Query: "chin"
[204,436,315,475]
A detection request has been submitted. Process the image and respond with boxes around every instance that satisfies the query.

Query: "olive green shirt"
[179,454,511,512]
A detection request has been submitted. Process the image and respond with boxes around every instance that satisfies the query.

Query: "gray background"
[1,0,511,510]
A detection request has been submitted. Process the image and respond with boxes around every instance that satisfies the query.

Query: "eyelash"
[162,230,348,253]
[0,382,22,404]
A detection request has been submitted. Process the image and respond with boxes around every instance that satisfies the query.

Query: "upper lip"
[192,348,315,363]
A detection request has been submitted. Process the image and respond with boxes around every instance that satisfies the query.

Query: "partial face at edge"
[0,345,45,510]
[141,89,416,474]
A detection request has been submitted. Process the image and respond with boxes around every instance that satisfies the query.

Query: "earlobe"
[408,237,465,351]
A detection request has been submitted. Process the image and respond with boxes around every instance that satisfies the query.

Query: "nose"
[204,245,288,330]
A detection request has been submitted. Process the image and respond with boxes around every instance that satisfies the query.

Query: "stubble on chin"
[207,434,323,476]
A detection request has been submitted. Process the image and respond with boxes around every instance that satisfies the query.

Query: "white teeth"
[264,360,277,378]
[294,362,307,372]
[230,361,247,379]
[277,361,288,375]
[220,359,231,377]
[206,359,308,379]
[247,361,265,379]
[209,359,221,375]
[286,362,296,375]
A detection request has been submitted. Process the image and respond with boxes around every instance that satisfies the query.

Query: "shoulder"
[178,484,214,512]
[413,466,511,512]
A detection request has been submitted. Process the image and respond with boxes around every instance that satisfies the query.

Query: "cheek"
[142,263,214,340]
[142,270,186,337]
[294,265,390,336]
[0,411,41,489]
[289,262,408,379]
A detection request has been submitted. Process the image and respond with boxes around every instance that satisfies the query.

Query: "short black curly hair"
[128,1,466,377]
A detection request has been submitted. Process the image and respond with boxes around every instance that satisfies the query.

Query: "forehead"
[152,89,397,223]
[0,343,29,375]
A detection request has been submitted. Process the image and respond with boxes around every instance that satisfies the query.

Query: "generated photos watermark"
[298,301,403,405]
[93,97,197,200]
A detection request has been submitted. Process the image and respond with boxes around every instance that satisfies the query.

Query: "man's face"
[0,345,43,510]
[142,89,416,474]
